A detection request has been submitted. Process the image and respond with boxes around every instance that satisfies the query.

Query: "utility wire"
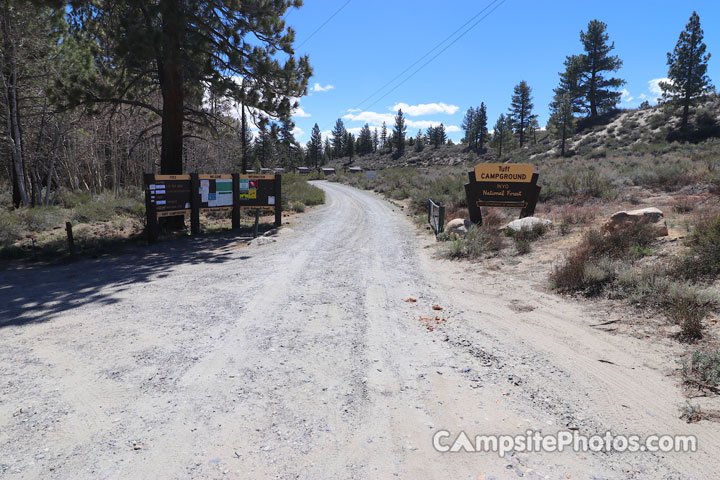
[296,0,353,49]
[351,0,504,112]
[362,0,507,113]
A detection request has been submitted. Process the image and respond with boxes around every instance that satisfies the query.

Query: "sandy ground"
[1,181,719,479]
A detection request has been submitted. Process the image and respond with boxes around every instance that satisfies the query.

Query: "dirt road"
[1,182,718,479]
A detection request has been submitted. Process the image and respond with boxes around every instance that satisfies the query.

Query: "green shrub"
[282,174,325,208]
[72,199,117,223]
[550,225,657,293]
[514,238,531,255]
[442,225,504,259]
[19,206,65,231]
[668,295,707,341]
[0,210,24,245]
[675,214,720,280]
[681,350,720,391]
[57,189,92,208]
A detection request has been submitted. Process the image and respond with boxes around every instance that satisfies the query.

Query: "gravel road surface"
[1,181,718,479]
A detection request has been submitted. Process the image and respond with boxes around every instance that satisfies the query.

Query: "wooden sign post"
[144,172,282,243]
[464,163,541,226]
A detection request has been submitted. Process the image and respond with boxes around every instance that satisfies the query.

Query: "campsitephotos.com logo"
[433,430,697,457]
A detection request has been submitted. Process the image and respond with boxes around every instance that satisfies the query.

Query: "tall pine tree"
[331,118,346,157]
[660,11,713,132]
[306,123,322,168]
[393,109,406,157]
[508,81,536,147]
[576,20,625,118]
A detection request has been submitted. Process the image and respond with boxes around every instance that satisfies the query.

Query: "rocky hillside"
[328,95,720,171]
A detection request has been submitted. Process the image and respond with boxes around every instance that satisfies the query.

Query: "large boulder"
[445,218,471,235]
[603,207,668,236]
[504,216,553,232]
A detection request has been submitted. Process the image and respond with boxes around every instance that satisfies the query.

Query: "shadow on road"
[0,232,254,329]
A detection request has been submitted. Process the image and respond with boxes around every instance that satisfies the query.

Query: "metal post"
[438,206,446,233]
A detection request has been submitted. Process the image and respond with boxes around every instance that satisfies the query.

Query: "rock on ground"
[444,218,471,235]
[504,217,553,232]
[603,207,669,237]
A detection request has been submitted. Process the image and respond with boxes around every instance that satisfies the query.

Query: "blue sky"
[285,0,720,143]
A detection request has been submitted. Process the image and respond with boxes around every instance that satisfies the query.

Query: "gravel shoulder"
[1,181,718,479]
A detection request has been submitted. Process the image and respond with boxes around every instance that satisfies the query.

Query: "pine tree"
[433,124,446,148]
[462,107,476,148]
[380,122,388,152]
[331,118,346,157]
[62,0,311,176]
[306,123,322,168]
[492,114,511,159]
[576,20,625,118]
[393,109,406,157]
[474,102,489,151]
[661,11,713,132]
[372,128,379,152]
[345,132,355,161]
[549,93,576,157]
[414,129,424,152]
[358,123,373,155]
[323,137,332,160]
[508,81,536,147]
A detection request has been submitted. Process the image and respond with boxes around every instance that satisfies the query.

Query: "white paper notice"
[268,196,275,206]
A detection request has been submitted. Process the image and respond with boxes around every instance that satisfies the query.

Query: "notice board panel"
[237,174,277,209]
[198,174,233,211]
[148,174,191,216]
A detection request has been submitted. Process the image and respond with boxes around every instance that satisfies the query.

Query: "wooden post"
[520,174,541,219]
[274,173,282,227]
[253,209,260,238]
[65,222,74,254]
[465,170,483,226]
[231,173,240,229]
[190,173,200,235]
[144,173,159,243]
[438,205,446,233]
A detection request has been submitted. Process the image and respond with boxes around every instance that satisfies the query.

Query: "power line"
[363,0,507,113]
[296,0,353,49]
[351,0,504,112]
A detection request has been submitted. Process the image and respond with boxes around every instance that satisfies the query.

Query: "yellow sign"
[239,190,257,199]
[239,174,275,180]
[474,163,534,183]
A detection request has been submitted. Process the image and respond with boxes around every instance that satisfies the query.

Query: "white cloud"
[343,111,395,125]
[648,78,670,101]
[293,106,311,118]
[292,126,305,139]
[346,108,361,113]
[620,88,633,103]
[342,110,461,134]
[391,102,459,116]
[312,83,334,92]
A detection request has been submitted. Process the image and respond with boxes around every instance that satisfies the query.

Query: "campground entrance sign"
[464,163,540,225]
[144,172,282,243]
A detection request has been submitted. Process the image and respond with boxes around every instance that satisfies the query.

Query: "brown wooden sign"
[464,163,540,225]
[144,172,282,243]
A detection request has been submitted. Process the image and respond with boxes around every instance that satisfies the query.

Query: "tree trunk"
[158,0,185,229]
[241,101,248,173]
[158,0,183,175]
